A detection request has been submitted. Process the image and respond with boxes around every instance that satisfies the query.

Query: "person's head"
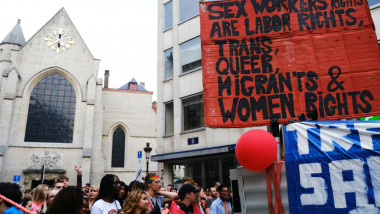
[33,184,48,203]
[0,183,22,210]
[217,184,230,201]
[160,186,166,192]
[46,189,60,207]
[118,181,128,199]
[83,195,90,214]
[122,189,149,214]
[197,187,205,200]
[170,188,177,193]
[205,188,210,197]
[89,185,99,200]
[178,184,199,205]
[53,181,65,190]
[128,180,139,192]
[46,186,83,214]
[58,175,69,187]
[182,177,195,185]
[167,184,172,192]
[133,182,146,191]
[22,194,33,211]
[145,173,161,194]
[210,187,218,199]
[95,174,120,202]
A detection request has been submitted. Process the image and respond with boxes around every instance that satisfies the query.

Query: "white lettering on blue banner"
[285,121,380,213]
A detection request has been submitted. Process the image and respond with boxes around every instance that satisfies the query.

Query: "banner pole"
[270,119,281,161]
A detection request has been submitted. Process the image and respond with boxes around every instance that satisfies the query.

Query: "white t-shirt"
[90,199,121,214]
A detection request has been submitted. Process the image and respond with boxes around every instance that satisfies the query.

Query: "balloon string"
[266,166,274,214]
[0,194,34,214]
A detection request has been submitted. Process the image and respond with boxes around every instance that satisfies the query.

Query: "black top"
[176,201,194,214]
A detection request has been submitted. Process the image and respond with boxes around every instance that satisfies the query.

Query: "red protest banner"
[200,0,380,127]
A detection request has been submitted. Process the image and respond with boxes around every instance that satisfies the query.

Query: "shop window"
[182,94,204,131]
[172,163,201,186]
[25,74,76,143]
[112,127,125,167]
[205,159,220,188]
[179,0,199,22]
[165,1,173,30]
[165,48,173,80]
[222,156,236,185]
[180,37,202,74]
[165,102,174,135]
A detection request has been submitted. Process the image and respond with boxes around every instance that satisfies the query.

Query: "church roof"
[119,78,148,91]
[1,19,26,46]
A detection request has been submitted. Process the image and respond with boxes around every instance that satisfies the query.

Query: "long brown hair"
[122,190,148,214]
[32,184,47,203]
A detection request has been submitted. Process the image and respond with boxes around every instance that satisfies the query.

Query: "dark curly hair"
[0,182,22,208]
[45,186,83,214]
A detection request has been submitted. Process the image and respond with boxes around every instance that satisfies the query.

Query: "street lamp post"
[144,142,152,175]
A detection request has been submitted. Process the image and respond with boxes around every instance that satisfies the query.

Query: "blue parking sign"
[138,151,142,159]
[13,175,21,183]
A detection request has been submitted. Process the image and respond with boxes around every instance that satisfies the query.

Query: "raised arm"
[158,190,178,204]
[74,165,82,188]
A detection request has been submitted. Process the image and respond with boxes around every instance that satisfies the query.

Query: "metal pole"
[270,119,281,161]
[40,164,45,184]
[146,160,149,175]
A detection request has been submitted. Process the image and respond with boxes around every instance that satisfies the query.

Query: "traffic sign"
[13,175,21,183]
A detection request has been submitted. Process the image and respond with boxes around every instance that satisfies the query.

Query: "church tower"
[0,8,157,188]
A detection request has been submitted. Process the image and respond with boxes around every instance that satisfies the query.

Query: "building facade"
[0,8,157,189]
[155,0,380,189]
[371,2,380,43]
[154,0,267,188]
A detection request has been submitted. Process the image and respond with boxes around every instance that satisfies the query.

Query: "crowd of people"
[0,166,233,214]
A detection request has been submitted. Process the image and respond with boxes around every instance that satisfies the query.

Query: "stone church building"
[0,8,157,189]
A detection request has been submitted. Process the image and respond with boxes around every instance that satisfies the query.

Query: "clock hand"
[47,39,62,46]
[52,39,62,44]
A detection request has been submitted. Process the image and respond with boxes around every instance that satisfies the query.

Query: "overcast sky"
[0,0,158,100]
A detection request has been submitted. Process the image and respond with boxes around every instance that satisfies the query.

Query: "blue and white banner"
[284,121,380,214]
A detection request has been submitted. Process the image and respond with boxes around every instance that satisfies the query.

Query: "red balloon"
[235,129,277,171]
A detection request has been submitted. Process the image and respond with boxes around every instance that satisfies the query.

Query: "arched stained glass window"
[112,127,125,167]
[25,74,76,143]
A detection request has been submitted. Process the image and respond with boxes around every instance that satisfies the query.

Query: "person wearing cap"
[169,183,203,214]
[145,173,177,214]
[210,184,232,214]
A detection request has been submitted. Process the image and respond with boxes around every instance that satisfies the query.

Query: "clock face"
[43,28,75,54]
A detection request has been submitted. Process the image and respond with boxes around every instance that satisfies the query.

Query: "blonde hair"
[89,185,100,206]
[122,190,149,214]
[90,185,99,192]
[32,184,47,203]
